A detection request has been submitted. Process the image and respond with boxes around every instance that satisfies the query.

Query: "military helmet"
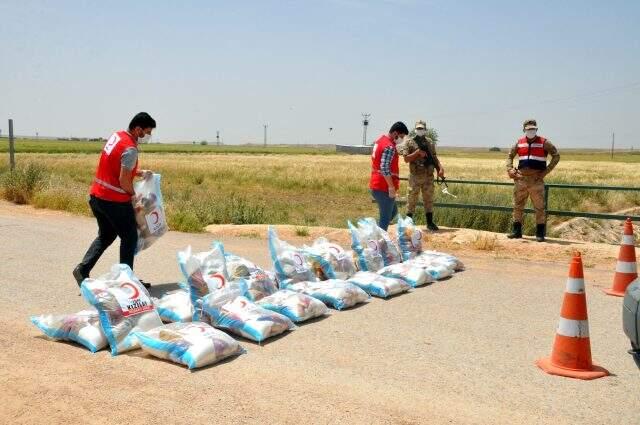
[523,119,538,130]
[415,120,427,130]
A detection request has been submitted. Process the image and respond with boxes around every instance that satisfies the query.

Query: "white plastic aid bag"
[397,215,423,261]
[303,238,356,280]
[81,264,163,355]
[377,262,432,288]
[178,242,229,309]
[133,173,168,253]
[268,226,317,285]
[412,251,465,275]
[153,289,194,323]
[30,309,108,352]
[225,252,278,301]
[135,322,244,370]
[347,271,411,298]
[257,289,329,323]
[198,280,295,342]
[349,218,402,272]
[285,279,369,311]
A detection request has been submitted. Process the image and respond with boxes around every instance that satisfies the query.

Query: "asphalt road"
[0,203,637,424]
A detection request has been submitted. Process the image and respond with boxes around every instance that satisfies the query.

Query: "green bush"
[0,163,47,204]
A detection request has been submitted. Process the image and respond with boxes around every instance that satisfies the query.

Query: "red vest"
[517,136,547,170]
[90,131,138,202]
[369,134,399,191]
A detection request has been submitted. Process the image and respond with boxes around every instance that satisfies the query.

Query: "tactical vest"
[517,136,547,170]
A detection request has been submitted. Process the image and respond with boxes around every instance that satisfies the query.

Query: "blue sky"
[1,0,638,148]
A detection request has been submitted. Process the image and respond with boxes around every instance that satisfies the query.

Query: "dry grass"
[471,233,500,251]
[0,152,638,234]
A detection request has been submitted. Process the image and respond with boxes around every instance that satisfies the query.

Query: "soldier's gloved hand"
[437,168,445,178]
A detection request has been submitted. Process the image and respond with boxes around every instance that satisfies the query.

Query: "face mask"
[139,133,152,144]
[416,129,426,137]
[525,129,537,139]
[396,135,405,143]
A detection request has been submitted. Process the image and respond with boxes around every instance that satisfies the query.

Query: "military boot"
[507,222,523,239]
[426,212,439,231]
[536,224,546,242]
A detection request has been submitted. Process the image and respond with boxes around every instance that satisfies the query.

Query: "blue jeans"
[371,189,398,231]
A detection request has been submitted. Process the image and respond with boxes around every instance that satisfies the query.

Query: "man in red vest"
[73,112,156,287]
[370,121,409,231]
[505,119,560,242]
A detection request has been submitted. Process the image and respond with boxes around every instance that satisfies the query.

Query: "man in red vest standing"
[370,121,409,231]
[73,112,157,286]
[505,119,560,242]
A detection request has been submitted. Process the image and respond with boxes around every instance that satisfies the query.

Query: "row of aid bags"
[30,215,463,370]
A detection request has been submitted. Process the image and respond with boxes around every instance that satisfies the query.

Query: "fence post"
[543,185,549,225]
[8,119,15,171]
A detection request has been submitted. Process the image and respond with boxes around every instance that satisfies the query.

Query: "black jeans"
[78,195,138,276]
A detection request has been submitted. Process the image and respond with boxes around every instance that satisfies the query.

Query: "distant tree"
[489,147,501,152]
[200,140,208,146]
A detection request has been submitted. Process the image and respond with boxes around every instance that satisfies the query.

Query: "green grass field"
[0,138,335,155]
[0,139,638,236]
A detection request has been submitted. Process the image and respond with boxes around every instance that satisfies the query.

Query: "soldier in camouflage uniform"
[506,119,560,242]
[397,120,445,231]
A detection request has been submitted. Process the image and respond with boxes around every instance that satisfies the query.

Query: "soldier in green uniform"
[397,120,445,231]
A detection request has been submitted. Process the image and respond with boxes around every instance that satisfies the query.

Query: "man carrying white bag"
[73,112,167,289]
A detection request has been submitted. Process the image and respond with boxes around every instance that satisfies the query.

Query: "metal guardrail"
[394,178,640,223]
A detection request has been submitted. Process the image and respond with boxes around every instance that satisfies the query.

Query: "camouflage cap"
[415,120,427,130]
[523,119,538,130]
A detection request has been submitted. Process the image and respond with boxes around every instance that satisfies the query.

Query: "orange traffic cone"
[536,252,609,380]
[604,218,637,297]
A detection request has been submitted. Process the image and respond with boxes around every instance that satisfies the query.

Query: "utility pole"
[611,131,615,159]
[263,124,268,147]
[362,113,371,146]
[8,119,15,171]
[216,131,220,146]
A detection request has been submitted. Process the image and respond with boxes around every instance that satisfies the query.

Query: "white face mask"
[396,135,405,143]
[415,129,426,137]
[525,129,537,139]
[139,133,152,144]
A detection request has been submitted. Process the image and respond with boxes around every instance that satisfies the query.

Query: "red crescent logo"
[150,211,159,225]
[239,299,247,308]
[207,272,226,288]
[120,282,140,299]
[367,240,379,252]
[328,245,342,255]
[293,253,304,266]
